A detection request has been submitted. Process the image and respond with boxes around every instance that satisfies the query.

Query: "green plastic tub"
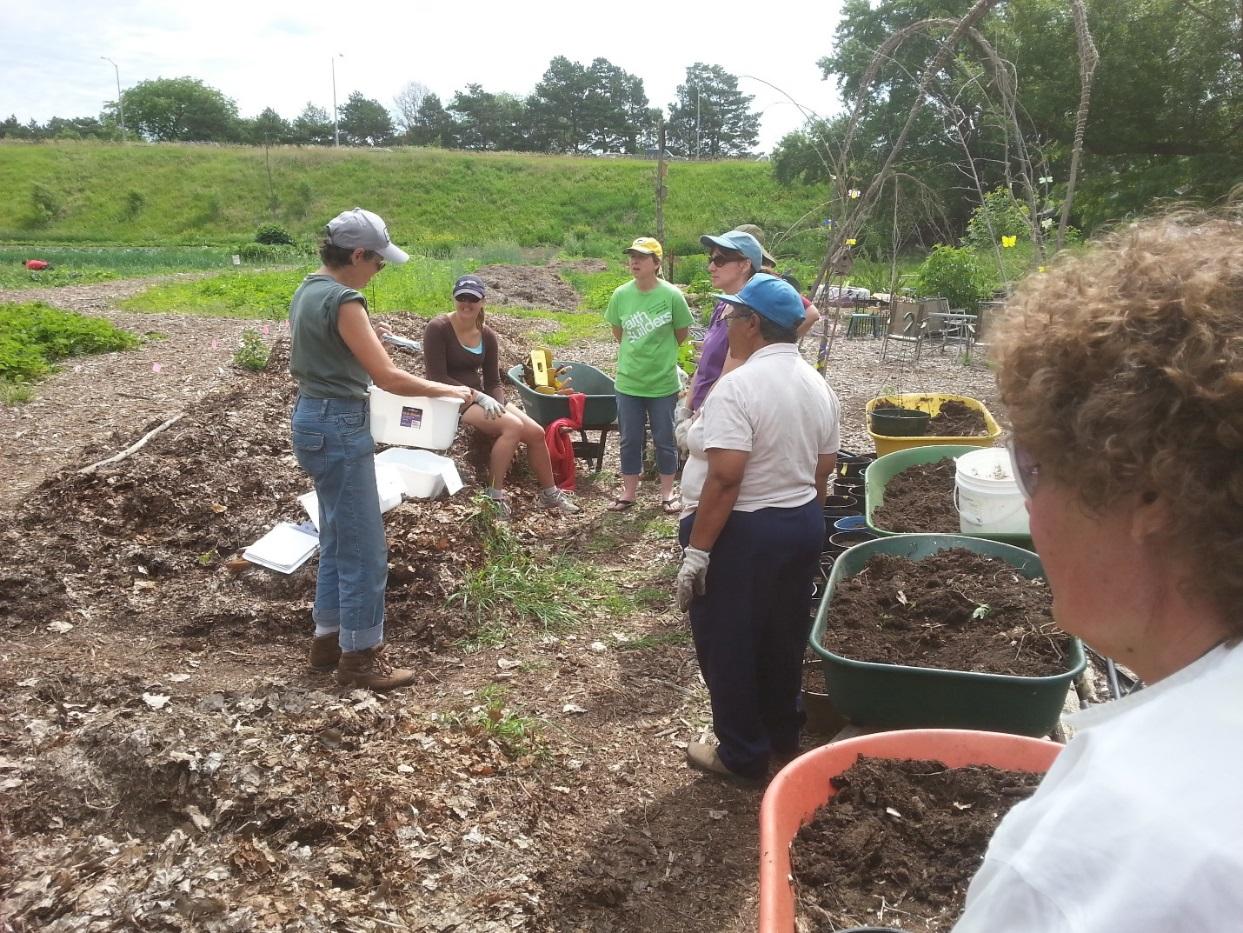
[865,444,1034,551]
[809,534,1085,737]
[505,361,617,429]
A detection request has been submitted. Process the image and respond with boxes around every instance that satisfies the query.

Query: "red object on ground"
[25,260,49,271]
[544,392,586,491]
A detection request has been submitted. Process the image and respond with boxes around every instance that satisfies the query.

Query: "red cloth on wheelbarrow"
[544,392,585,491]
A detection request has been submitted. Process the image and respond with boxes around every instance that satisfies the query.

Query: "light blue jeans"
[291,395,386,652]
[616,391,679,477]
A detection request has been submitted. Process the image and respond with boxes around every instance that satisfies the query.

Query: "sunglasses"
[455,294,482,304]
[1006,438,1040,499]
[708,253,742,267]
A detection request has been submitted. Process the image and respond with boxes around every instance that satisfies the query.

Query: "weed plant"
[232,329,269,371]
[453,496,613,644]
[0,301,137,398]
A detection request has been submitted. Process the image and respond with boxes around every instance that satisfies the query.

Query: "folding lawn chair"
[880,296,929,363]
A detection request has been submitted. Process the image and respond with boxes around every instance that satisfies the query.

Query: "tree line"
[2,58,761,158]
[772,0,1242,238]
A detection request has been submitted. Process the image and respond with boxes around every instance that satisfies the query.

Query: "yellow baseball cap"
[624,236,663,259]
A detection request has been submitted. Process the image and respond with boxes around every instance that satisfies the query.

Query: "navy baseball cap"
[699,229,763,273]
[452,275,486,299]
[714,273,805,329]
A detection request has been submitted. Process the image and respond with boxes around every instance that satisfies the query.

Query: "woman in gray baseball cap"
[289,208,473,691]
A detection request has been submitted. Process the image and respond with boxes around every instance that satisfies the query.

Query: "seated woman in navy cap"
[423,275,579,520]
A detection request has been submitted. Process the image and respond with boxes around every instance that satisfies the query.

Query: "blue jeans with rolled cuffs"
[616,391,679,477]
[291,395,387,652]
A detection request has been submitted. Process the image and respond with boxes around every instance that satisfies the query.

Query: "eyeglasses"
[1006,438,1040,499]
[362,251,385,271]
[708,253,742,267]
[723,306,754,323]
[455,294,482,304]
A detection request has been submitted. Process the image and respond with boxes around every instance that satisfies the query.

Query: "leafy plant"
[254,222,295,246]
[29,183,64,226]
[0,301,138,383]
[912,245,991,313]
[964,188,1031,252]
[122,190,146,220]
[232,328,269,371]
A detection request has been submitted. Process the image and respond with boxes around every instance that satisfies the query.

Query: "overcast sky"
[1,0,845,152]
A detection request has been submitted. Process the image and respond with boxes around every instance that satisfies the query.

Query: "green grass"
[439,684,546,759]
[0,141,829,266]
[0,301,139,396]
[119,257,615,349]
[614,628,692,651]
[0,245,255,290]
[454,500,625,646]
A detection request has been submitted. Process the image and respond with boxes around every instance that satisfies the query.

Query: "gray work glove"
[676,546,711,612]
[475,392,505,420]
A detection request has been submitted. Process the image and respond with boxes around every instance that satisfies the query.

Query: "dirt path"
[0,277,270,512]
[0,274,1009,932]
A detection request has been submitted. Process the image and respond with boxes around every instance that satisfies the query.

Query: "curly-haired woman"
[954,209,1243,931]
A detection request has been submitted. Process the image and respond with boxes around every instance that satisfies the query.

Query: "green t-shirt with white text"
[604,279,693,397]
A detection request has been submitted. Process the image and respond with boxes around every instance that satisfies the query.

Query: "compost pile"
[927,401,986,437]
[0,353,495,652]
[872,460,961,534]
[791,756,1041,931]
[820,550,1067,676]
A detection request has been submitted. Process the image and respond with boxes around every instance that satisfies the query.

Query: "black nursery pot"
[869,407,931,437]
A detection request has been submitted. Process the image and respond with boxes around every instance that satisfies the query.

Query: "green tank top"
[288,274,371,399]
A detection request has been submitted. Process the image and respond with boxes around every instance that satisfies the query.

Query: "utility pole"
[331,53,343,147]
[695,86,701,160]
[655,121,668,278]
[100,56,125,139]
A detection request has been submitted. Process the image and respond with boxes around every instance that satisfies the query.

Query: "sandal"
[607,497,637,512]
[660,496,683,514]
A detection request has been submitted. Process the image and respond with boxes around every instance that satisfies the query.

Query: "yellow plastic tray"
[865,393,1001,457]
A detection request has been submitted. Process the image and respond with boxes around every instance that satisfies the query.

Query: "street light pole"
[331,53,343,147]
[100,56,125,139]
[695,86,701,160]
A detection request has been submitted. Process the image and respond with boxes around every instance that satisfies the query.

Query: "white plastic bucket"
[954,447,1029,535]
[375,447,464,499]
[368,386,463,450]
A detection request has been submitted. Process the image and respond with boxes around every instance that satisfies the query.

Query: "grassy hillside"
[0,141,830,262]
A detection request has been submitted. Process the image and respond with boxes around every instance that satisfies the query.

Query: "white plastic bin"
[375,447,463,499]
[299,463,405,532]
[954,447,1029,535]
[368,386,463,450]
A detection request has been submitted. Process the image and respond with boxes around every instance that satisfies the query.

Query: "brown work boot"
[308,634,341,672]
[335,644,416,692]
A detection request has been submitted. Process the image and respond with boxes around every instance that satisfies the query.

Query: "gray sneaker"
[539,488,580,514]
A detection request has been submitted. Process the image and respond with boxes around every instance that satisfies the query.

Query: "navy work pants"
[679,499,824,779]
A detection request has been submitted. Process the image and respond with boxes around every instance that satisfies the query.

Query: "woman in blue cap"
[676,273,841,782]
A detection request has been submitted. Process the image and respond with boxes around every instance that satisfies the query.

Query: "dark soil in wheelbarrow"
[927,401,986,437]
[791,756,1041,931]
[820,550,1068,677]
[872,461,961,534]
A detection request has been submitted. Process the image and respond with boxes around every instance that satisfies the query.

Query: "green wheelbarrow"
[506,361,618,472]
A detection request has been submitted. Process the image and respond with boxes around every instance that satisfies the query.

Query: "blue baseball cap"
[714,273,805,330]
[699,230,763,273]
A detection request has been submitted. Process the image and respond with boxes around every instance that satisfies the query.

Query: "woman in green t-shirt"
[604,237,693,513]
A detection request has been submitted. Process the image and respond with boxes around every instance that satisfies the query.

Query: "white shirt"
[680,343,840,513]
[954,643,1243,933]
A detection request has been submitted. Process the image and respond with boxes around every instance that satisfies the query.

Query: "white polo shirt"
[681,343,840,513]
